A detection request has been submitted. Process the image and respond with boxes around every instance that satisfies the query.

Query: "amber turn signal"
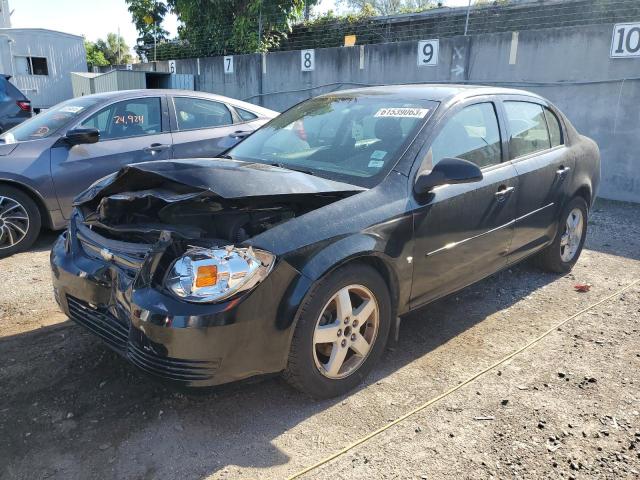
[195,265,218,287]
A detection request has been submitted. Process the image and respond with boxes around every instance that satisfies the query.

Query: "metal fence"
[141,0,640,60]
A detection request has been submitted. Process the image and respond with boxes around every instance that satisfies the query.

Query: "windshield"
[1,97,102,143]
[227,94,437,187]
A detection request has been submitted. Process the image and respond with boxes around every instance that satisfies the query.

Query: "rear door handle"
[230,130,251,139]
[556,166,571,179]
[495,185,515,200]
[143,143,171,153]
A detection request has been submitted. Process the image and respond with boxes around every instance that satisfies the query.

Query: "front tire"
[535,196,588,273]
[283,264,392,398]
[0,186,41,258]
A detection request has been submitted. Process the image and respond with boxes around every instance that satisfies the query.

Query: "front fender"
[298,233,395,281]
[279,214,414,322]
[0,137,59,212]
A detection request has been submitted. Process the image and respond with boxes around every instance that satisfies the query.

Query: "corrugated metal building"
[0,28,87,110]
[71,69,194,97]
[71,70,147,97]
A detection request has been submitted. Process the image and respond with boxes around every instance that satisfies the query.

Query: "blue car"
[0,89,276,257]
[0,75,32,132]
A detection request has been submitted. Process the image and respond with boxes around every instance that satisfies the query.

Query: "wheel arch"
[309,253,401,315]
[574,184,592,209]
[0,179,52,229]
[281,234,405,357]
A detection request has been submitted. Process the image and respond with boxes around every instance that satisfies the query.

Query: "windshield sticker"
[370,150,387,160]
[59,106,85,114]
[31,126,50,137]
[374,107,429,118]
[368,159,385,168]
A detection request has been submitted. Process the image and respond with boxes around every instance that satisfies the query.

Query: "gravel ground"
[0,199,638,480]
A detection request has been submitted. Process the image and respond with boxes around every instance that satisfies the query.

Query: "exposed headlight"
[165,246,275,303]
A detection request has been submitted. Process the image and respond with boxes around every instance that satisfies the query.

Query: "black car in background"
[0,89,277,257]
[0,75,31,132]
[51,85,600,398]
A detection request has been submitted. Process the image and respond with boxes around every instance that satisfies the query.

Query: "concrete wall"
[168,23,640,203]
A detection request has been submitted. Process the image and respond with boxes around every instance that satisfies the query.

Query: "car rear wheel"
[534,196,588,273]
[0,186,41,258]
[283,264,391,398]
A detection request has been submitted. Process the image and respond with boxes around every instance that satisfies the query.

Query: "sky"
[9,0,473,58]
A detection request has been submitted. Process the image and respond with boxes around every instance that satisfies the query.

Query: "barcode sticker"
[375,108,429,118]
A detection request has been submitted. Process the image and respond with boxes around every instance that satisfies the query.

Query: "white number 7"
[224,56,234,74]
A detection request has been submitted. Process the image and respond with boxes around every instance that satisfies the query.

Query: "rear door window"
[544,108,563,147]
[174,97,233,130]
[236,108,258,121]
[504,101,551,158]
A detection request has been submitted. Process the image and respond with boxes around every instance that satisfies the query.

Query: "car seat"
[373,118,404,154]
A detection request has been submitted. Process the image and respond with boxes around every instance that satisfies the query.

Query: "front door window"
[430,102,502,169]
[81,97,162,140]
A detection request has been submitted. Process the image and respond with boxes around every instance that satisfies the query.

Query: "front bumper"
[50,227,307,387]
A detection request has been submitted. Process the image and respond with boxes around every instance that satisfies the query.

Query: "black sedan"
[0,89,276,258]
[50,85,600,398]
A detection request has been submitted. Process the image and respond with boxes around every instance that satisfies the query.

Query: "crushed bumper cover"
[50,222,308,387]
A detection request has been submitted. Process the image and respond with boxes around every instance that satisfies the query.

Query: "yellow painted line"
[288,278,640,480]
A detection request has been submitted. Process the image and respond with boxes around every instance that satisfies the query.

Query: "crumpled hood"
[75,158,365,206]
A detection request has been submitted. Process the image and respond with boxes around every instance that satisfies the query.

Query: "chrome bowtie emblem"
[100,248,114,262]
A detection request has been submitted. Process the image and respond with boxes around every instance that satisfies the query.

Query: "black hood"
[75,158,365,206]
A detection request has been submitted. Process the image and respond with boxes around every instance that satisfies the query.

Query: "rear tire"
[534,196,588,273]
[0,185,41,258]
[283,264,392,398]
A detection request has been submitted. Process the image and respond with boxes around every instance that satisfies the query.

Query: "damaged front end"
[51,159,364,385]
[74,158,363,244]
[71,159,363,301]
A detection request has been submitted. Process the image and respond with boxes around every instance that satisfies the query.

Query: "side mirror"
[414,157,483,195]
[65,128,99,146]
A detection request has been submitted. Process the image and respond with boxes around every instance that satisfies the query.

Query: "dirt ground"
[0,199,639,480]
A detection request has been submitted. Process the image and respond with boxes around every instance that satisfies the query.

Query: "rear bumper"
[50,231,306,387]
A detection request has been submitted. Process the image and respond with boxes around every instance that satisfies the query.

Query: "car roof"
[320,84,543,103]
[76,89,277,116]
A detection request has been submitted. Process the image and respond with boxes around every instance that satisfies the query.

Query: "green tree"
[84,40,109,70]
[125,0,169,60]
[166,0,319,57]
[339,0,436,16]
[96,33,134,65]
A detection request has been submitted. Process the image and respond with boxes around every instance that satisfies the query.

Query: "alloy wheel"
[0,196,30,250]
[560,207,584,262]
[312,284,380,379]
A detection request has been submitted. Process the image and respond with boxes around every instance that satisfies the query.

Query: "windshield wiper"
[219,153,234,159]
[268,162,315,176]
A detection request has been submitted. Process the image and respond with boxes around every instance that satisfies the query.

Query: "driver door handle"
[143,143,171,153]
[494,185,515,200]
[556,166,571,179]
